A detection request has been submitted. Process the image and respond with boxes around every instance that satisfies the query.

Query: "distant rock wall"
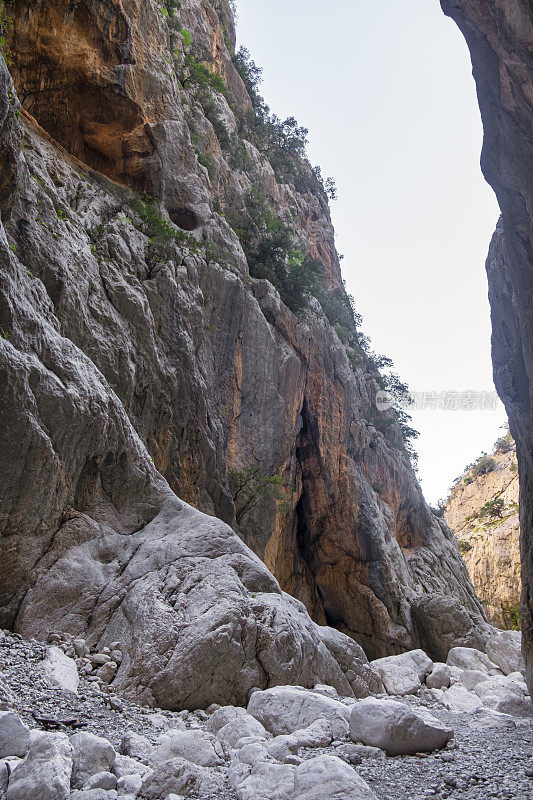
[440,0,533,694]
[444,441,520,628]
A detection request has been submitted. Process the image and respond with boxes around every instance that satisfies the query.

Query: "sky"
[234,0,507,505]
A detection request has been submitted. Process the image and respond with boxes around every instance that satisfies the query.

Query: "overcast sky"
[234,0,506,504]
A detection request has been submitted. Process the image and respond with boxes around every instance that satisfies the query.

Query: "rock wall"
[0,0,489,704]
[444,440,520,628]
[440,0,533,693]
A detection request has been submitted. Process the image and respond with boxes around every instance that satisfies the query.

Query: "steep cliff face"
[440,0,533,692]
[0,0,488,698]
[444,437,520,628]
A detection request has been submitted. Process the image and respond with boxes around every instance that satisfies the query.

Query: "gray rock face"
[0,0,494,710]
[440,0,533,695]
[0,0,490,675]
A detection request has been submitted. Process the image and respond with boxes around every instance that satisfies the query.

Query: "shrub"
[229,466,284,526]
[494,430,514,454]
[458,539,473,555]
[197,151,217,180]
[181,53,228,97]
[478,498,505,520]
[471,455,496,478]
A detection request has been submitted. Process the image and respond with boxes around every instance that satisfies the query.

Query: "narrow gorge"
[0,1,531,799]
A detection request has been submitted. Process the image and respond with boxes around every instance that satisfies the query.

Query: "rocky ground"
[0,630,531,800]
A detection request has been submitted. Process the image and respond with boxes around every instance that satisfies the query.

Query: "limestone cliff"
[444,435,520,628]
[440,0,533,694]
[0,0,488,707]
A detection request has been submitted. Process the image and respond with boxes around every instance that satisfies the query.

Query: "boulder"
[150,729,225,767]
[216,715,269,749]
[349,698,453,755]
[0,712,30,758]
[112,754,152,780]
[440,684,483,713]
[83,771,117,790]
[248,686,350,738]
[334,743,385,764]
[372,649,433,681]
[6,731,72,800]
[292,754,378,800]
[229,746,378,800]
[486,630,525,676]
[206,706,247,735]
[119,731,153,764]
[40,646,79,695]
[140,756,223,799]
[449,667,490,690]
[426,663,451,690]
[474,675,524,700]
[446,647,495,673]
[493,696,533,718]
[229,745,295,800]
[70,732,116,788]
[116,773,143,795]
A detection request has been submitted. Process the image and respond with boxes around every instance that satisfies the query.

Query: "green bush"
[471,455,496,478]
[494,430,514,454]
[478,497,505,520]
[197,151,217,181]
[458,539,473,555]
[181,53,228,97]
[229,466,284,526]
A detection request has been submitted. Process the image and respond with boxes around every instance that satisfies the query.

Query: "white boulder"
[40,646,79,695]
[440,684,483,713]
[486,630,525,676]
[116,772,143,796]
[493,696,533,717]
[247,686,350,738]
[292,754,378,800]
[371,649,433,696]
[70,732,116,789]
[112,753,152,780]
[474,675,524,700]
[370,650,433,682]
[150,729,225,767]
[83,771,117,790]
[229,746,377,800]
[6,731,73,800]
[119,731,153,763]
[449,667,489,690]
[216,715,269,749]
[349,697,453,755]
[0,712,30,758]
[140,756,223,799]
[446,647,495,674]
[426,663,451,690]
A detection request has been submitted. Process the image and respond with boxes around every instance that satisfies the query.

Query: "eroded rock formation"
[0,0,489,706]
[440,0,533,694]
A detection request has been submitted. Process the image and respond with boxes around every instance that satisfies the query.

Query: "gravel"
[0,630,531,800]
